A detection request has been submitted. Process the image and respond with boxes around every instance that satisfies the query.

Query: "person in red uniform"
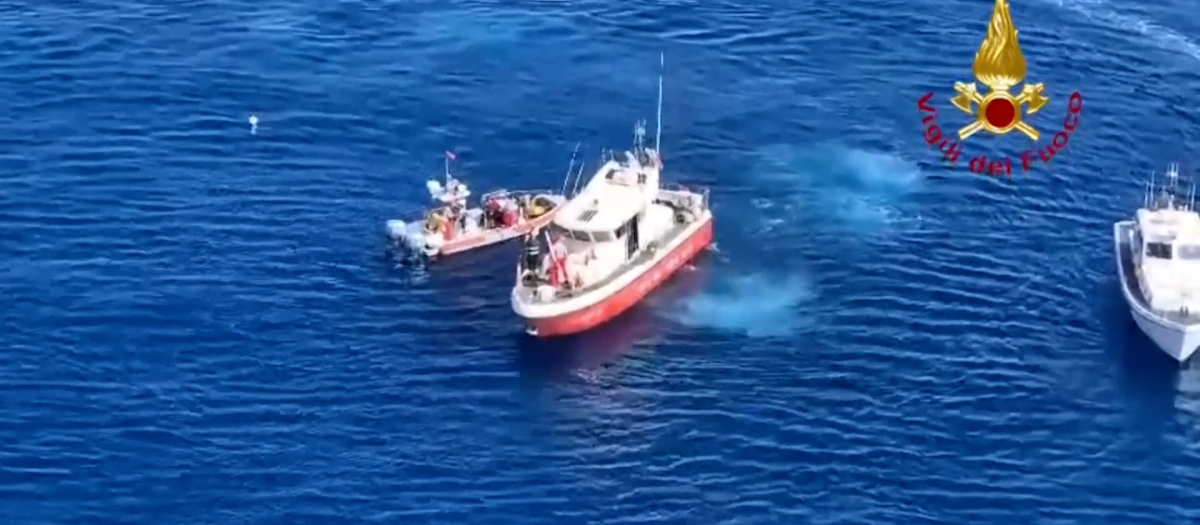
[547,235,568,287]
[485,198,501,228]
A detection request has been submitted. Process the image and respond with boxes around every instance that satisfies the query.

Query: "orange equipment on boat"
[424,210,445,233]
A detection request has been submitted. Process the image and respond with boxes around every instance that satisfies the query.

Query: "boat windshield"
[547,225,614,243]
[1177,244,1200,260]
[1147,242,1173,259]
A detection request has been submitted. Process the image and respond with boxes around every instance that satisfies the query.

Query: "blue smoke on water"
[666,144,921,337]
[670,272,815,338]
[748,143,924,232]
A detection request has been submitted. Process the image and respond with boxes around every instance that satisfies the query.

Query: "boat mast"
[655,52,663,154]
[560,143,580,197]
[1167,163,1180,209]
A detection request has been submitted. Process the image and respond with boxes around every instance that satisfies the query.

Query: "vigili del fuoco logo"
[917,0,1082,178]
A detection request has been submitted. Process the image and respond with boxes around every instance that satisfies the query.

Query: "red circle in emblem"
[984,98,1016,129]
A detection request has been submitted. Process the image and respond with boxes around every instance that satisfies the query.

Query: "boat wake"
[671,272,814,338]
[748,144,923,234]
[1037,0,1200,62]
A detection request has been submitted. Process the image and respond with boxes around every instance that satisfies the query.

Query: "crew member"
[548,234,568,287]
[446,176,462,198]
[548,254,566,288]
[551,234,566,258]
[437,205,457,240]
[454,203,468,233]
[517,195,530,220]
[486,198,502,228]
[502,199,519,227]
[521,232,541,276]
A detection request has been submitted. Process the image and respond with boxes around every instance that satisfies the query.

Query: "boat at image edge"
[385,152,565,263]
[510,54,715,337]
[1113,162,1200,363]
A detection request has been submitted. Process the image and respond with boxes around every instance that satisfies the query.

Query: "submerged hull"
[1114,221,1200,362]
[518,216,713,337]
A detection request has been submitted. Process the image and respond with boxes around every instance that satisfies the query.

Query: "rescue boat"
[510,55,714,336]
[386,152,565,262]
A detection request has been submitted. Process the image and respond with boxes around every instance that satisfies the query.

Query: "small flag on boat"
[445,151,456,160]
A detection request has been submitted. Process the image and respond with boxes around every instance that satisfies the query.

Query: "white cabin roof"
[554,157,658,233]
[1136,207,1200,242]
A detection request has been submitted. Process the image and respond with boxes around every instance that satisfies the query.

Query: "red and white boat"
[386,151,565,262]
[511,57,714,336]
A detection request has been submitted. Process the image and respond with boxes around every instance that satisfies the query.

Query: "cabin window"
[614,222,629,239]
[1177,244,1200,260]
[548,226,590,242]
[590,231,613,242]
[1146,242,1173,259]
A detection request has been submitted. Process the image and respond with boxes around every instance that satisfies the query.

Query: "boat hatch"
[1147,242,1173,259]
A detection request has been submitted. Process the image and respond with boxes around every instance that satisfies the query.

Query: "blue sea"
[4,0,1200,523]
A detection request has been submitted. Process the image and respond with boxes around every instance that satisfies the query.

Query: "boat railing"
[1143,163,1197,212]
[481,188,563,202]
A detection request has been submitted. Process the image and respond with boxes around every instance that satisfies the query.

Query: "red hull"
[527,218,713,337]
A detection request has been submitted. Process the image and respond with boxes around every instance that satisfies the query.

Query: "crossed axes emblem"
[950,82,1049,141]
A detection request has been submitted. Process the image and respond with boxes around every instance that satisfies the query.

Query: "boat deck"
[553,209,697,301]
[1115,221,1200,325]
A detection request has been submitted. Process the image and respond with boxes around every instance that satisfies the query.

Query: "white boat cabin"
[1134,205,1200,316]
[543,149,673,288]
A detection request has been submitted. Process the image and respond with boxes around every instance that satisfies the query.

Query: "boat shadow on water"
[514,253,712,381]
[1096,273,1189,433]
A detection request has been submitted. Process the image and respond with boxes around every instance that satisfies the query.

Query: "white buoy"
[249,114,258,134]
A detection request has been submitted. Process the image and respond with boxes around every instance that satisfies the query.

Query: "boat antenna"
[1169,163,1181,208]
[655,51,664,153]
[1148,170,1156,209]
[571,162,585,196]
[1143,176,1149,209]
[1185,163,1197,210]
[560,143,581,197]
